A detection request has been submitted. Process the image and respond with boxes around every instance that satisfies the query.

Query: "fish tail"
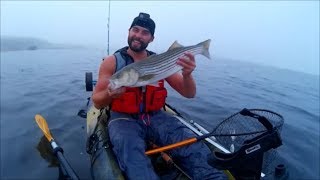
[198,39,211,59]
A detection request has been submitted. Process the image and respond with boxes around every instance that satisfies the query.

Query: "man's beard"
[128,37,149,52]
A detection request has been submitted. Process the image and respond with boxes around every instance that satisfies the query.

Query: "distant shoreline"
[0,36,84,52]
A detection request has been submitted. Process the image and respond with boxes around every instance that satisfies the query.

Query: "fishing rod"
[107,0,111,56]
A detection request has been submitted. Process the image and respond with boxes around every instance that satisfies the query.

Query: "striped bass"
[108,39,211,90]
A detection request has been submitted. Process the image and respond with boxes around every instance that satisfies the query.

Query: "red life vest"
[111,80,167,113]
[110,47,168,114]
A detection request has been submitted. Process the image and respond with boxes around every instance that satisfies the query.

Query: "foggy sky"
[1,1,319,75]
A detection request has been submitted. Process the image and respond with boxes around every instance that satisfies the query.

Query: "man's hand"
[107,85,126,98]
[176,52,196,77]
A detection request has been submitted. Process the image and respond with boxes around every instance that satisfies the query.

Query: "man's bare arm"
[92,56,116,109]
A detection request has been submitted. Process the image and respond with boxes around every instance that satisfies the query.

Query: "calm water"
[1,49,319,179]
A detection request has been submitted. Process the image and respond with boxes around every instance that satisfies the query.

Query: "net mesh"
[211,109,284,176]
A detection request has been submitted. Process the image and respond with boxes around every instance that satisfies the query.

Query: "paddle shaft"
[51,140,79,180]
[56,151,79,180]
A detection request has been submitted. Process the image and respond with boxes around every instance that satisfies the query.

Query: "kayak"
[83,72,287,180]
[85,101,234,180]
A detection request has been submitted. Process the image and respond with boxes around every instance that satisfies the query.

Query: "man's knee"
[108,119,144,149]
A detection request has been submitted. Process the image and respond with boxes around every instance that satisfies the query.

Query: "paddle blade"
[35,114,53,142]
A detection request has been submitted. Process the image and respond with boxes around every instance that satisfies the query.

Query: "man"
[92,12,226,180]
